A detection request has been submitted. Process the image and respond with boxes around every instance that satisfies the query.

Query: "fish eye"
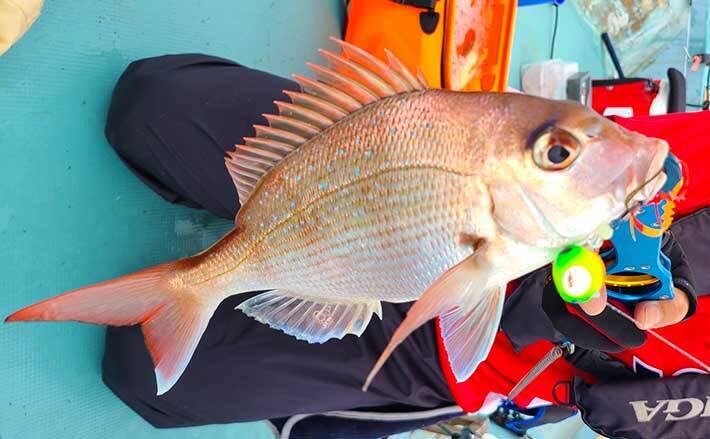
[532,127,580,171]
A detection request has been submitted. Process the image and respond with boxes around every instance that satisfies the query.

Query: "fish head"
[484,95,668,249]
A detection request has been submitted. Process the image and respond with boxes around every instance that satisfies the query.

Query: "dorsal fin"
[226,37,427,205]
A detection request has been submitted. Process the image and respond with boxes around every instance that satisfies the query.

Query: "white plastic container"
[521,60,579,100]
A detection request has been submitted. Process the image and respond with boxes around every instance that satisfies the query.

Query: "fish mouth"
[625,145,669,207]
[625,168,667,207]
[615,144,668,220]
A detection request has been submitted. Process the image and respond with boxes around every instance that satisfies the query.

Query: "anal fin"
[237,291,382,344]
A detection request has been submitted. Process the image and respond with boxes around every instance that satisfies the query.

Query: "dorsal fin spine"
[263,114,320,138]
[273,101,334,129]
[244,136,296,154]
[384,48,424,90]
[307,62,379,105]
[226,38,427,207]
[253,125,306,146]
[292,74,362,112]
[318,49,396,97]
[282,90,348,121]
[329,37,411,93]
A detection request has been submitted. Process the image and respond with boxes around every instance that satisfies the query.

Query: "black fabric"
[563,348,635,382]
[573,375,710,439]
[502,230,698,352]
[670,207,710,296]
[268,411,461,439]
[105,54,299,220]
[103,295,453,430]
[664,230,698,317]
[102,55,455,437]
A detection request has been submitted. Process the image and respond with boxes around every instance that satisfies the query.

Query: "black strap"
[564,347,635,381]
[392,0,436,8]
[391,0,440,34]
[666,68,686,113]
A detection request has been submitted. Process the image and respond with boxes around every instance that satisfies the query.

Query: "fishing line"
[605,302,710,373]
[623,167,665,211]
[683,4,692,78]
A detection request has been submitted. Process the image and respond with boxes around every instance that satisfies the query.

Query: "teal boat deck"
[0,1,341,438]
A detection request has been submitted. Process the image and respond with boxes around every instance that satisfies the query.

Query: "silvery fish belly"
[7,37,670,397]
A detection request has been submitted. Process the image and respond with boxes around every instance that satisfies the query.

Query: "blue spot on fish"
[326,164,334,172]
[272,215,278,221]
[308,164,314,171]
[364,150,372,157]
[290,201,297,209]
[354,137,361,145]
[358,207,366,216]
[353,167,361,177]
[338,148,345,155]
[410,131,416,137]
[367,193,374,201]
[319,181,329,190]
[295,175,302,182]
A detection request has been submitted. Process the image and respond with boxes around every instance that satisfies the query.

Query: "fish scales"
[179,91,490,297]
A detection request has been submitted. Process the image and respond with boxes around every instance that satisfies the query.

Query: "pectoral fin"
[439,286,504,382]
[363,252,503,390]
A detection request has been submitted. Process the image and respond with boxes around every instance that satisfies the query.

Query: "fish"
[5,37,669,396]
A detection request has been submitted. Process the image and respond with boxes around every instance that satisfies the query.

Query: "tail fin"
[5,262,218,395]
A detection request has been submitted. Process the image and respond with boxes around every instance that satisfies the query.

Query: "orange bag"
[344,0,516,92]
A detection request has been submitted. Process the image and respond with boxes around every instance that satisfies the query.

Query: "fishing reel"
[553,153,683,304]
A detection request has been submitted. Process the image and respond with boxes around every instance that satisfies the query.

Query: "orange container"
[344,0,446,88]
[344,0,517,92]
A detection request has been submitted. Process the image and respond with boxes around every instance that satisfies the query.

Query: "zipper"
[507,342,574,401]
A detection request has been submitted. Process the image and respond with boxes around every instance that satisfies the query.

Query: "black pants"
[102,54,458,437]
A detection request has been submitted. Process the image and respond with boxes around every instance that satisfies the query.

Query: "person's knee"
[103,53,298,219]
[105,54,224,145]
[104,55,242,216]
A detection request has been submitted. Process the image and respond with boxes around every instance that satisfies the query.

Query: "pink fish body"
[7,38,668,395]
